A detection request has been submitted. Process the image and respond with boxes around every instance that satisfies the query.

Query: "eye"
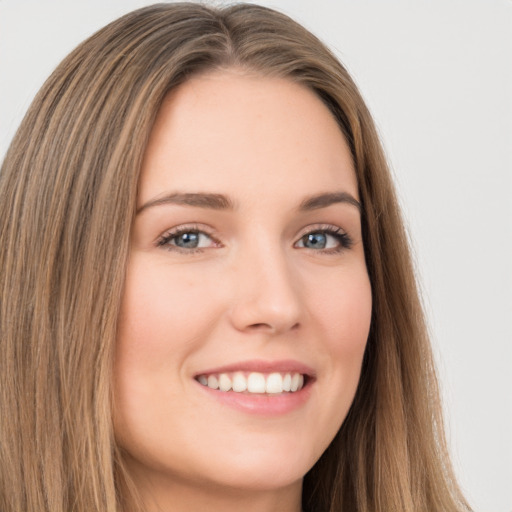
[295,227,353,253]
[157,227,218,252]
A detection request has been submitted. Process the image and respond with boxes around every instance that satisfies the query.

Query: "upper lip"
[195,359,315,377]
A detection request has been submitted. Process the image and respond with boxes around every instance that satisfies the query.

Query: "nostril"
[249,322,271,329]
[247,321,300,333]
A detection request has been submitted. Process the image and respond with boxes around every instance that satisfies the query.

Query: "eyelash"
[295,225,353,254]
[156,224,218,254]
[156,224,353,254]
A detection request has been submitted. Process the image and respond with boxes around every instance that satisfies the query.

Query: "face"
[114,70,372,506]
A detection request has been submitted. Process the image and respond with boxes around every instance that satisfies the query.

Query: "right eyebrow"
[298,191,361,213]
[136,192,235,215]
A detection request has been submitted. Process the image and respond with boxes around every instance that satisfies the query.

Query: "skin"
[114,69,372,512]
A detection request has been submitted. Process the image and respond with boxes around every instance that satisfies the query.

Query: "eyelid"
[295,223,348,240]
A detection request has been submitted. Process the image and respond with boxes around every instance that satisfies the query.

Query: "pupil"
[305,233,326,249]
[177,232,199,248]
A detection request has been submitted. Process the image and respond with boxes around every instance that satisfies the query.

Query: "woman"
[0,3,471,511]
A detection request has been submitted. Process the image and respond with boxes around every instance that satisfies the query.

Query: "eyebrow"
[298,192,361,212]
[137,190,361,215]
[137,192,235,214]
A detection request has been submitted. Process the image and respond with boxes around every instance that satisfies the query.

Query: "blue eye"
[158,229,215,251]
[295,228,352,252]
[301,232,329,249]
[173,232,201,249]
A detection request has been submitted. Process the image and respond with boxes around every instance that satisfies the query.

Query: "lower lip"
[195,379,313,416]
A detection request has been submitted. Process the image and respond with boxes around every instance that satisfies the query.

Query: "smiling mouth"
[195,371,306,394]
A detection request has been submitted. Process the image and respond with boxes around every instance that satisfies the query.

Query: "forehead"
[139,70,358,207]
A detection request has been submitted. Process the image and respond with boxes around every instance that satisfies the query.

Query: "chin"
[204,451,312,491]
[229,435,330,492]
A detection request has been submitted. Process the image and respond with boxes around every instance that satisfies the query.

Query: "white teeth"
[290,373,300,392]
[265,372,283,393]
[218,373,232,392]
[247,372,266,393]
[232,372,247,392]
[207,375,218,390]
[283,373,292,392]
[197,371,305,394]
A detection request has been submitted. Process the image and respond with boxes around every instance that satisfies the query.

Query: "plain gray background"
[1,1,511,511]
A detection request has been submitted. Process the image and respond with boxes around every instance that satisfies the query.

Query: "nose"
[228,242,303,335]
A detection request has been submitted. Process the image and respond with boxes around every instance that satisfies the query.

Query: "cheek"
[334,279,372,351]
[113,261,211,427]
[113,260,218,448]
[293,266,371,458]
[307,266,372,406]
[311,265,372,355]
[116,260,219,367]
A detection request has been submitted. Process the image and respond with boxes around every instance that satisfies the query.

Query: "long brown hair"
[0,3,471,511]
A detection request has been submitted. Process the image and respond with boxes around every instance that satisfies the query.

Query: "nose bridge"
[229,232,303,334]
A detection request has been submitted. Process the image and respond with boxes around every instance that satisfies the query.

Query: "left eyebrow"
[298,192,361,212]
[136,192,235,214]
